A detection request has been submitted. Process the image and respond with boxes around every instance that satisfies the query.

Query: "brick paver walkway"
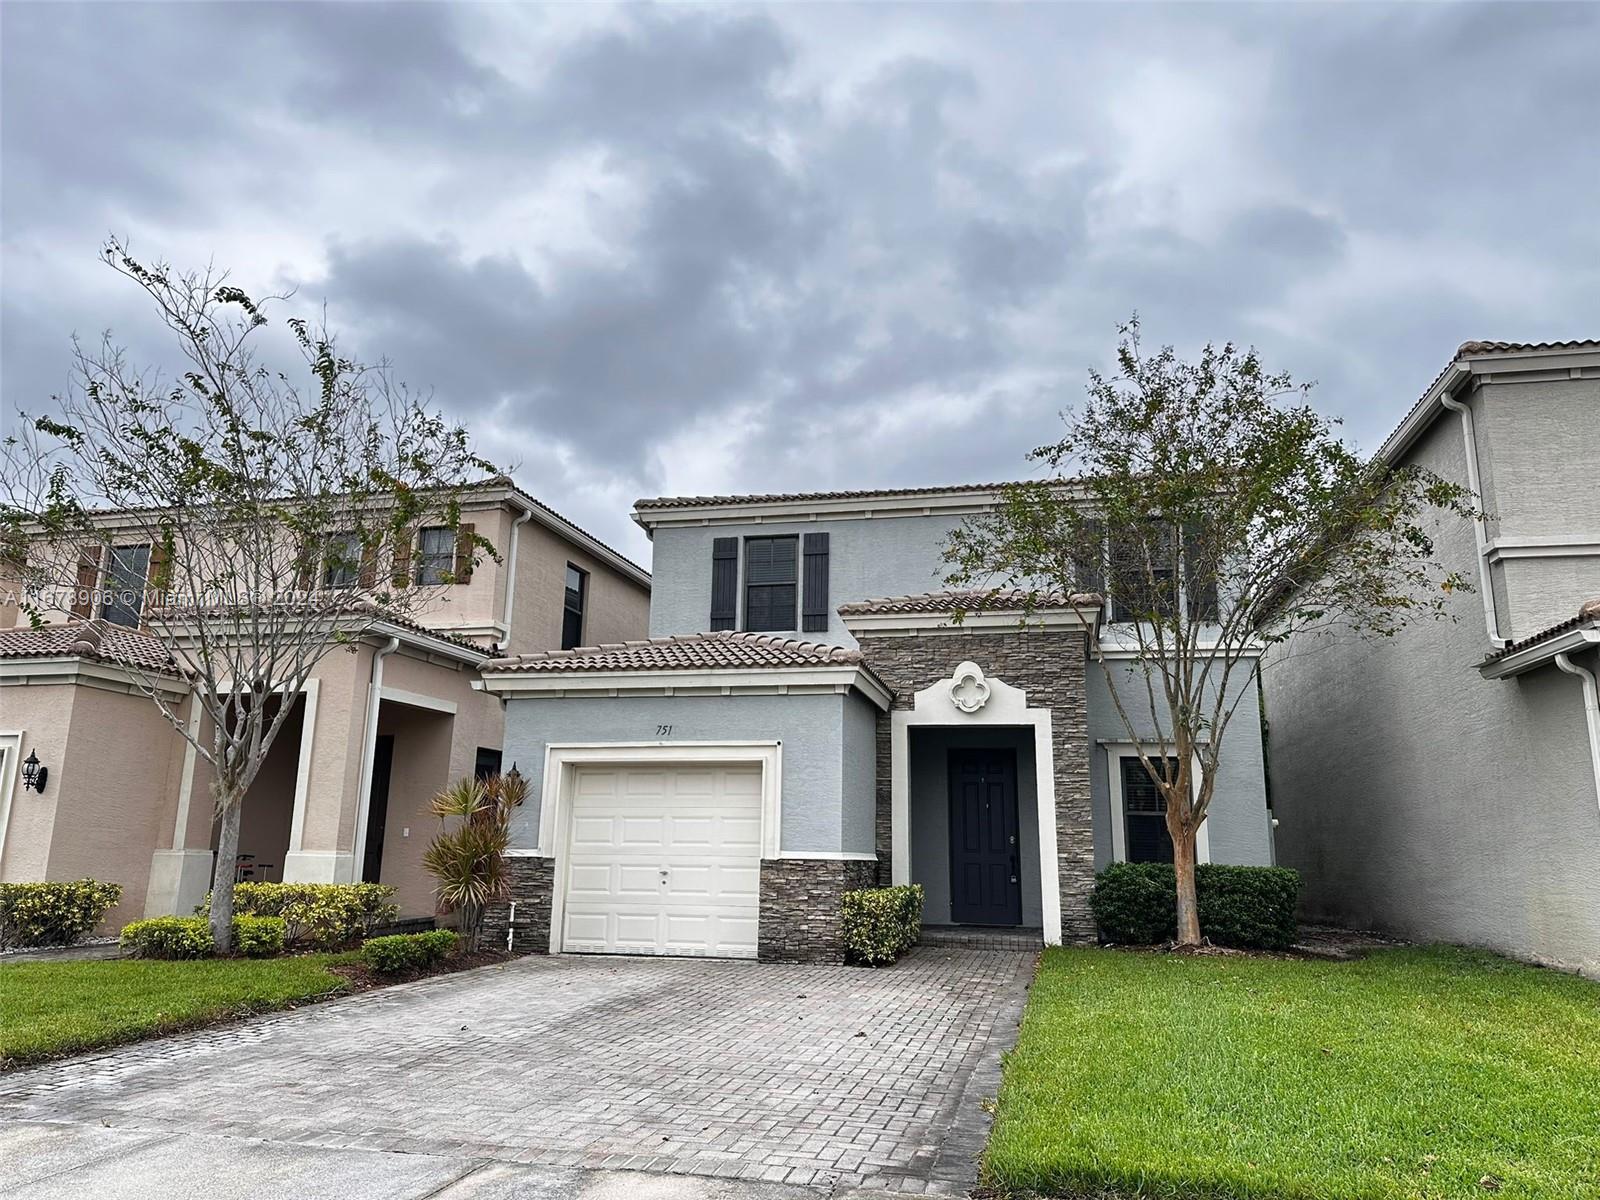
[0,945,1033,1195]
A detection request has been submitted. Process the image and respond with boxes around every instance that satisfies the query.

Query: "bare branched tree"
[0,240,497,950]
[944,318,1478,946]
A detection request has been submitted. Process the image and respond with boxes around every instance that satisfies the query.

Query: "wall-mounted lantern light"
[21,750,47,794]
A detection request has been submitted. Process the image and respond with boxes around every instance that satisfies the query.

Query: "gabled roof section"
[1376,339,1600,466]
[0,621,180,674]
[483,629,868,674]
[470,477,650,588]
[838,588,1101,616]
[631,481,1061,532]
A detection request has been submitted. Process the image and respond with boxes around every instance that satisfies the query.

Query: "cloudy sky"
[3,2,1597,564]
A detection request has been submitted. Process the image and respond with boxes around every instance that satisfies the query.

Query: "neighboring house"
[0,479,650,930]
[480,485,1275,962]
[1263,340,1600,976]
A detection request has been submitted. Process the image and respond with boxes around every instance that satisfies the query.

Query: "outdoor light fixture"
[21,750,47,794]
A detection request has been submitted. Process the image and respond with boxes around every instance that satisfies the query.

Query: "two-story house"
[481,485,1276,963]
[1263,340,1600,976]
[0,479,650,930]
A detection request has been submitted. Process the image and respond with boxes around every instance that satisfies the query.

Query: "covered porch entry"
[890,661,1060,943]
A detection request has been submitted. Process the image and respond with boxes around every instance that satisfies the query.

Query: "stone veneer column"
[758,858,879,962]
[855,629,1097,943]
[481,857,554,954]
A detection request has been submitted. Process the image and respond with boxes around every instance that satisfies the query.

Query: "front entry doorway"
[362,735,395,884]
[947,747,1022,926]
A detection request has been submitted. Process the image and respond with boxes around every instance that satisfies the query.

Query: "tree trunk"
[1172,827,1201,946]
[208,795,242,952]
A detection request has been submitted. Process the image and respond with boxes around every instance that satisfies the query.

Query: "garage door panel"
[564,763,762,959]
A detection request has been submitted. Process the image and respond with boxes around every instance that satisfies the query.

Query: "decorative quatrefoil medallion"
[949,661,991,714]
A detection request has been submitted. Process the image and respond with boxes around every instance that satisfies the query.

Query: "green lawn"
[1,955,350,1068]
[985,946,1600,1200]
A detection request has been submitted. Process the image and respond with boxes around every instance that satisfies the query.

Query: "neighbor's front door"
[948,747,1022,926]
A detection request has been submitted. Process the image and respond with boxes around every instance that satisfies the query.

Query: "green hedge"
[1089,863,1301,950]
[358,929,458,974]
[0,879,123,949]
[119,915,287,959]
[841,884,924,966]
[200,883,397,948]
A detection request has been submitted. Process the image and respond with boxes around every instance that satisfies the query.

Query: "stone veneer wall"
[481,857,554,954]
[857,629,1097,942]
[757,858,878,963]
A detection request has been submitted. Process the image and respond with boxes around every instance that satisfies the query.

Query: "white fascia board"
[841,607,1100,638]
[1485,537,1600,563]
[367,621,492,666]
[1479,627,1600,680]
[0,656,190,697]
[1376,363,1473,466]
[1094,634,1265,660]
[631,484,1087,532]
[481,664,893,710]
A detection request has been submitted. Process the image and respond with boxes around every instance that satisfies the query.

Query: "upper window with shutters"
[709,531,831,634]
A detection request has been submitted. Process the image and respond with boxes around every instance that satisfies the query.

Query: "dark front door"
[362,735,395,884]
[948,748,1022,926]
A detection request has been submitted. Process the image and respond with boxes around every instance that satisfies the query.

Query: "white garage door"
[561,764,762,958]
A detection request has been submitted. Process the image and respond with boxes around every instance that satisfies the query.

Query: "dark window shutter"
[453,522,476,584]
[71,544,100,618]
[801,532,829,633]
[391,529,413,589]
[709,537,738,630]
[1184,524,1219,623]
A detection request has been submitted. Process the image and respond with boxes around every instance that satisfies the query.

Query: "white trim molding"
[843,606,1099,639]
[0,730,23,873]
[377,685,458,715]
[1103,741,1211,865]
[533,740,784,955]
[1480,628,1600,680]
[1486,536,1600,563]
[286,679,321,856]
[890,667,1062,946]
[482,665,892,712]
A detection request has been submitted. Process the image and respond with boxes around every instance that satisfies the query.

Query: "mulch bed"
[328,948,514,990]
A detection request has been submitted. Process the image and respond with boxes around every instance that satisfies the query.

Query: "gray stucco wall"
[1261,407,1600,975]
[501,691,879,856]
[908,726,1043,927]
[1474,374,1600,637]
[1085,659,1274,869]
[648,515,963,645]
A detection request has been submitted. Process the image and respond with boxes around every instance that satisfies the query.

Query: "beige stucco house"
[0,480,650,930]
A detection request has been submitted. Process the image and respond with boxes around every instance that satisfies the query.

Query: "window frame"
[1104,742,1211,865]
[100,543,152,628]
[742,535,799,633]
[561,563,588,650]
[414,526,456,586]
[322,531,363,590]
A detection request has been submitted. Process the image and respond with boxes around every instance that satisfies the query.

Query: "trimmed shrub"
[200,883,398,948]
[0,879,123,949]
[841,884,924,966]
[1197,864,1301,950]
[231,915,287,958]
[358,929,458,975]
[120,916,214,959]
[120,914,291,959]
[1089,862,1302,950]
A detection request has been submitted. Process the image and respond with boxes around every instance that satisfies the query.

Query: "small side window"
[101,545,151,627]
[562,564,587,650]
[323,532,362,589]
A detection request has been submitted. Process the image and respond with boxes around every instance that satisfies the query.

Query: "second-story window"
[415,526,455,585]
[562,564,587,649]
[323,531,362,589]
[744,536,797,632]
[102,544,151,628]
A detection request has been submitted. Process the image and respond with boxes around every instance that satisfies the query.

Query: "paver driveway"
[0,944,1033,1196]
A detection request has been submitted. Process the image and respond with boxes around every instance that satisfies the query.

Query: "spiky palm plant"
[422,771,526,951]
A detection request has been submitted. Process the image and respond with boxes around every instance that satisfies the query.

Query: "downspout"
[350,636,400,883]
[1439,392,1509,649]
[1555,639,1600,821]
[498,504,534,654]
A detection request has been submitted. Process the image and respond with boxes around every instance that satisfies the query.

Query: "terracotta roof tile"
[634,482,1023,511]
[483,629,868,674]
[0,621,180,673]
[838,588,1102,616]
[1484,597,1600,661]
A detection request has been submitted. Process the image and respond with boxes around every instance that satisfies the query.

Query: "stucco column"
[282,647,371,885]
[145,693,216,916]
